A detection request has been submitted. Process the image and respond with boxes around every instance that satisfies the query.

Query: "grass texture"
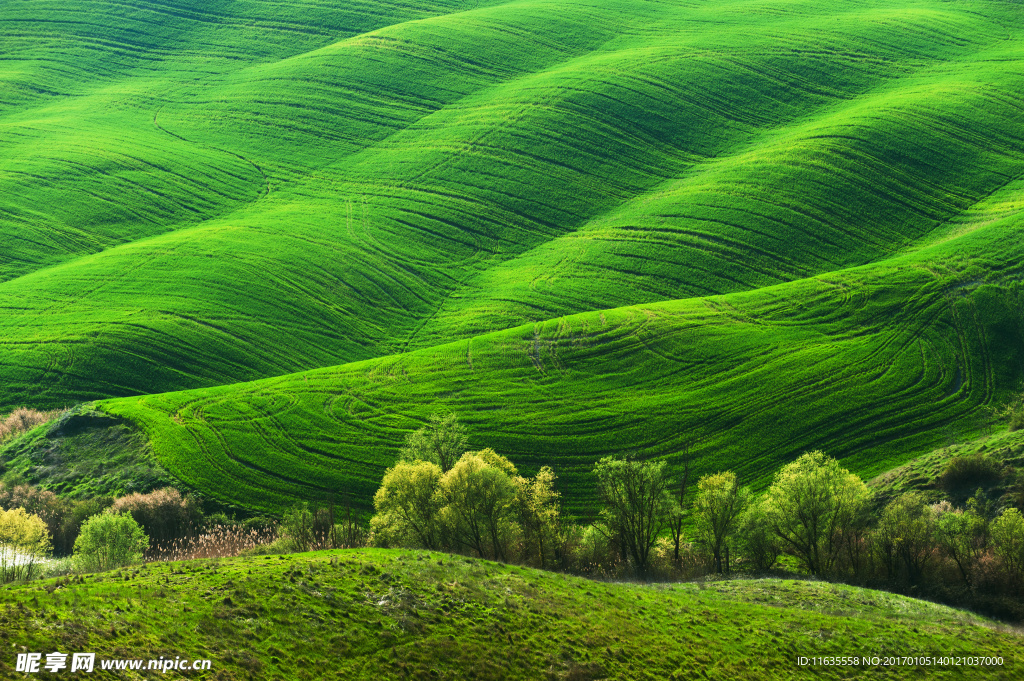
[3,0,1024,511]
[1,549,1021,680]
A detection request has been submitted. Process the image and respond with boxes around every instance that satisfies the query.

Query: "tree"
[0,507,51,583]
[761,451,869,576]
[370,460,444,550]
[73,512,149,572]
[666,447,692,565]
[399,411,468,473]
[737,499,781,572]
[935,499,988,586]
[991,507,1024,581]
[515,465,562,569]
[440,451,519,561]
[593,455,674,579]
[282,501,339,552]
[872,492,936,585]
[693,471,749,573]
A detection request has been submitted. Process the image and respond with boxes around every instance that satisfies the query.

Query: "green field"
[3,0,1024,512]
[2,549,1021,680]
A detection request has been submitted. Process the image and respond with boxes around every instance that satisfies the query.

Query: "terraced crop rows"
[2,0,1024,511]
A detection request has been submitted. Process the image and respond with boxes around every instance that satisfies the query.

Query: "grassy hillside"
[2,549,1020,680]
[870,427,1024,506]
[94,218,1023,512]
[2,0,1024,407]
[3,0,1024,512]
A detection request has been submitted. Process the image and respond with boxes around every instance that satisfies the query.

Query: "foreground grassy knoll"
[2,0,1024,408]
[1,549,1020,680]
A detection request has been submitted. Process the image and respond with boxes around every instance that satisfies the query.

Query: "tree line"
[370,413,1024,620]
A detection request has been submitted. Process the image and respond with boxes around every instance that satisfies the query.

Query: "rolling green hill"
[2,549,1020,680]
[3,0,1024,512]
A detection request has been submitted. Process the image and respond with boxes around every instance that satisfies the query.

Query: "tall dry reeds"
[147,525,278,562]
[109,487,202,544]
[0,407,65,443]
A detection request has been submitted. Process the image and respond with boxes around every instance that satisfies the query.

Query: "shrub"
[73,512,148,572]
[941,453,1002,495]
[0,507,51,582]
[280,502,345,553]
[109,487,202,545]
[0,407,64,443]
[56,497,114,556]
[567,522,620,576]
[0,483,116,556]
[994,392,1024,432]
[0,483,68,549]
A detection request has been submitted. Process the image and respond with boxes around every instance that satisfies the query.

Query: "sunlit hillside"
[2,0,1024,511]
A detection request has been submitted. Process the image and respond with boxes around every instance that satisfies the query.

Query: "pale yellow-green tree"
[693,471,749,573]
[439,451,518,561]
[370,459,444,549]
[0,507,52,582]
[761,451,869,576]
[515,465,562,568]
[990,507,1024,581]
[73,511,148,572]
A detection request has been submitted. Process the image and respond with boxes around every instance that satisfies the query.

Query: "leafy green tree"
[440,451,519,561]
[991,507,1024,581]
[593,455,674,579]
[761,450,869,576]
[73,511,148,572]
[872,492,936,585]
[0,507,51,582]
[516,465,562,569]
[737,499,781,572]
[935,499,988,586]
[666,448,692,566]
[370,460,444,550]
[282,501,339,552]
[399,411,468,473]
[693,471,749,573]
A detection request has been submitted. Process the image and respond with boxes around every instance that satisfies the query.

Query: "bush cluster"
[370,448,564,569]
[0,483,281,583]
[0,407,65,444]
